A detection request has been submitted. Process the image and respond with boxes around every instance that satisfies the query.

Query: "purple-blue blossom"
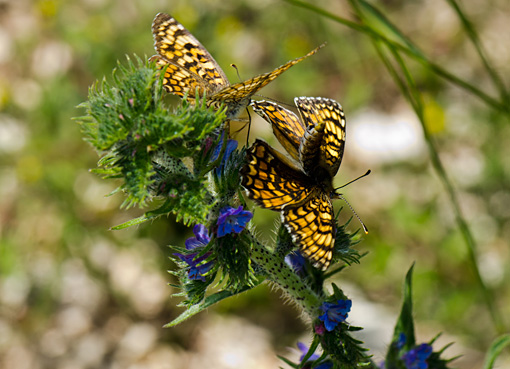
[174,224,214,282]
[216,205,253,237]
[318,299,352,331]
[401,343,432,369]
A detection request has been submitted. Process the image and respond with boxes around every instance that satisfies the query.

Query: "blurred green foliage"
[1,0,509,368]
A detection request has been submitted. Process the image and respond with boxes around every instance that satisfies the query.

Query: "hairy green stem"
[249,235,322,316]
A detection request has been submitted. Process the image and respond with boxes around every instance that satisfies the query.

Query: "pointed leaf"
[164,282,261,327]
[393,263,416,349]
[483,334,510,369]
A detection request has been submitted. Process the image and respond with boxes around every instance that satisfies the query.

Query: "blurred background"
[1,0,509,368]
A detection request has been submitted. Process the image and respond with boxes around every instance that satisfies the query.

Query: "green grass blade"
[483,334,510,369]
[444,0,509,104]
[285,0,506,112]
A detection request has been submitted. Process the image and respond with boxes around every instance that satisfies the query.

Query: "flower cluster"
[177,204,252,281]
[174,135,254,281]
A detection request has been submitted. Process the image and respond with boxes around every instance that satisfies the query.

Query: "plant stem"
[444,0,509,106]
[249,235,322,316]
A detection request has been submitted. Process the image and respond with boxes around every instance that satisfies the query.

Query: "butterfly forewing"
[250,100,305,162]
[151,12,228,96]
[241,140,313,210]
[282,192,335,270]
[212,45,323,102]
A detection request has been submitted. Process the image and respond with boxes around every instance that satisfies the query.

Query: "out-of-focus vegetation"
[0,0,508,368]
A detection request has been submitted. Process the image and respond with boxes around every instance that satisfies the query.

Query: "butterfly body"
[242,97,346,270]
[150,13,323,119]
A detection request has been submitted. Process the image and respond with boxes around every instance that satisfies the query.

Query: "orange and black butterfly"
[149,13,323,119]
[241,97,346,270]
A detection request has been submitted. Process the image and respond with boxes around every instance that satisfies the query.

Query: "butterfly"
[149,12,323,119]
[241,97,346,270]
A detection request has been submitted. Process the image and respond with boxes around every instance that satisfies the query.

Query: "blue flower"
[296,342,332,369]
[175,224,214,282]
[401,344,432,369]
[285,251,306,273]
[318,299,352,331]
[216,205,253,237]
[212,137,238,176]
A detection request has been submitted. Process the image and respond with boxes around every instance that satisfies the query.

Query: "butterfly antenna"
[337,194,368,234]
[334,169,371,191]
[333,170,371,234]
[230,64,242,81]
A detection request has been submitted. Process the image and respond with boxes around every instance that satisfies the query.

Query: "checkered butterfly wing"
[282,191,335,270]
[240,140,313,210]
[208,46,323,117]
[150,13,229,99]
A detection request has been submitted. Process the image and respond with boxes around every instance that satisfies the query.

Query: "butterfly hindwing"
[150,55,209,98]
[282,191,335,270]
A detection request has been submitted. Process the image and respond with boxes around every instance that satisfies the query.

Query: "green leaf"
[164,283,260,327]
[354,0,423,57]
[393,263,416,349]
[483,334,510,369]
[301,335,320,363]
